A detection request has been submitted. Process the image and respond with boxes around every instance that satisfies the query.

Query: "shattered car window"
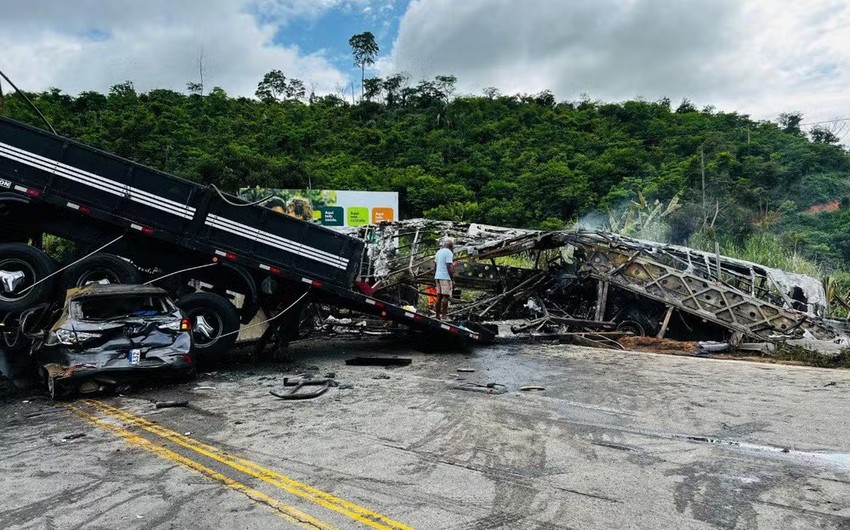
[74,295,174,321]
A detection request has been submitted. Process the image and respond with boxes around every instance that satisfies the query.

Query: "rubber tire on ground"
[176,292,240,361]
[62,253,141,290]
[0,243,56,313]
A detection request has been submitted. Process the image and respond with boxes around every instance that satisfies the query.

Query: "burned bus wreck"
[350,220,850,349]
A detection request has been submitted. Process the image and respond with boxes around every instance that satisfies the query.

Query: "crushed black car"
[33,284,195,399]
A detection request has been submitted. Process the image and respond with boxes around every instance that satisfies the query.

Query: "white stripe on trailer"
[404,312,415,319]
[365,299,376,305]
[207,214,347,265]
[255,230,348,268]
[0,142,196,219]
[67,202,80,210]
[206,215,348,270]
[259,264,271,271]
[206,214,348,268]
[0,142,197,215]
[440,324,450,330]
[214,250,227,257]
[301,278,313,285]
[0,146,194,219]
[13,185,28,193]
[130,224,144,231]
[206,216,346,270]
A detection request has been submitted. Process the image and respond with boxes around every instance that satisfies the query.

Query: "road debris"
[519,385,546,392]
[345,357,412,367]
[699,341,731,353]
[452,382,508,394]
[155,400,189,409]
[270,377,338,400]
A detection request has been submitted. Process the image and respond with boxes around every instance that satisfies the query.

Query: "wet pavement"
[1,338,849,529]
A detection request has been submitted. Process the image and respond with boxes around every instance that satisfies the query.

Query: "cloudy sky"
[2,0,849,125]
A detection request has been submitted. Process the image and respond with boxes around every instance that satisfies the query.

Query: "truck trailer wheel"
[0,243,56,313]
[63,253,141,289]
[176,292,240,361]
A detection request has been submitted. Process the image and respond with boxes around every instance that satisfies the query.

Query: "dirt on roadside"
[618,336,700,355]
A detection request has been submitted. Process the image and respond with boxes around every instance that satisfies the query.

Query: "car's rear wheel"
[176,292,240,361]
[0,243,56,313]
[63,253,141,290]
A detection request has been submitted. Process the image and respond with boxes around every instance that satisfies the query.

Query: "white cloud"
[7,0,850,129]
[386,0,850,123]
[0,0,347,96]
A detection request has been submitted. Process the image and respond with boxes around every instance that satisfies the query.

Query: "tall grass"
[688,231,823,276]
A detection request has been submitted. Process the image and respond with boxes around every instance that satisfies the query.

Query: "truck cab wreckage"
[353,220,850,351]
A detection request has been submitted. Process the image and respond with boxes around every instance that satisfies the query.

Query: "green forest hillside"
[4,77,850,272]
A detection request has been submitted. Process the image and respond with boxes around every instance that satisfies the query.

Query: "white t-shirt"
[434,248,454,280]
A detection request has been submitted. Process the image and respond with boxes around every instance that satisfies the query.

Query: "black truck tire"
[616,308,659,337]
[63,253,141,289]
[176,292,240,361]
[0,243,56,313]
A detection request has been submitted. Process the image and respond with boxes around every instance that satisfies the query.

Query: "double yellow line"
[68,400,412,530]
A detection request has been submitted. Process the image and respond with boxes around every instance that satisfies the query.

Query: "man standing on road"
[434,238,454,320]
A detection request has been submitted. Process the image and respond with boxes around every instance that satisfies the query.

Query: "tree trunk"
[360,64,365,102]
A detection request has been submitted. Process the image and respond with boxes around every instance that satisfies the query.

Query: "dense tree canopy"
[3,75,850,268]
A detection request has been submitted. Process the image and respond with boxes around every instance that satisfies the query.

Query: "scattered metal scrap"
[349,220,850,351]
[270,377,338,400]
[452,382,508,394]
[345,357,412,367]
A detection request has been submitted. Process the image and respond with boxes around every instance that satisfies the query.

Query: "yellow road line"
[84,399,413,530]
[66,404,336,530]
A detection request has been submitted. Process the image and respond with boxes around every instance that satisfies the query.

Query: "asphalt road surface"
[1,338,849,529]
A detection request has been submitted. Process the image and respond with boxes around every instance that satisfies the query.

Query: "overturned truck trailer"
[354,220,850,347]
